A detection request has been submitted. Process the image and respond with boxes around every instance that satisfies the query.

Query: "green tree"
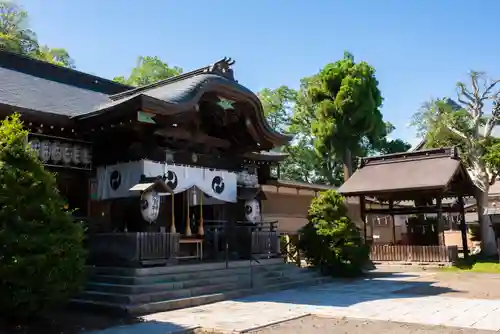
[259,72,409,185]
[365,122,412,155]
[258,86,297,132]
[309,51,386,181]
[258,82,341,184]
[0,1,38,55]
[0,1,75,68]
[36,45,75,68]
[298,189,368,276]
[411,72,500,255]
[0,114,86,317]
[114,56,183,86]
[289,76,346,185]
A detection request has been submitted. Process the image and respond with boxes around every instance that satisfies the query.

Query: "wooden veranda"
[338,147,477,263]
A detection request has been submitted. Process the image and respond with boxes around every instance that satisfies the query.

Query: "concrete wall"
[261,189,374,234]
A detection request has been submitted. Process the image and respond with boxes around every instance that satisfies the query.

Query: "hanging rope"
[170,192,176,233]
[199,188,204,236]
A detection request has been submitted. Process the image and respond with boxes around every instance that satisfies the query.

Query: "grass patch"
[442,255,500,273]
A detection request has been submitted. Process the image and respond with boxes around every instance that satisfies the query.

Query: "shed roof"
[338,147,476,198]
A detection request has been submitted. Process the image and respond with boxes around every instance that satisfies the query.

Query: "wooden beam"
[390,199,396,244]
[436,197,445,245]
[458,196,469,258]
[360,196,367,244]
[366,206,459,215]
[154,127,231,148]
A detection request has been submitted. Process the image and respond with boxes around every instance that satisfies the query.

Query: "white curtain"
[96,161,146,200]
[162,164,203,194]
[196,169,237,203]
[163,164,237,203]
[96,160,237,203]
[188,187,227,206]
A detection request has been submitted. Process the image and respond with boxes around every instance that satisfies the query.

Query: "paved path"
[89,271,500,333]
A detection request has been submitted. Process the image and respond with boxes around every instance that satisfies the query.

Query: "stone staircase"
[71,258,330,315]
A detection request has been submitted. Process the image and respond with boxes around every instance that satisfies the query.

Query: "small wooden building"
[0,51,291,267]
[338,147,477,263]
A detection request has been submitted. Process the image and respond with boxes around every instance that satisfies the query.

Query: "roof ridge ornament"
[209,57,236,81]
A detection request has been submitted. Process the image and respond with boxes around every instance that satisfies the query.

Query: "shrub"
[297,189,369,277]
[469,224,481,242]
[0,114,87,318]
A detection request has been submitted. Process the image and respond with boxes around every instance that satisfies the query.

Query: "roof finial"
[209,57,236,81]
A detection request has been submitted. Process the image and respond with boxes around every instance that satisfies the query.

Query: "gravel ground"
[247,316,497,334]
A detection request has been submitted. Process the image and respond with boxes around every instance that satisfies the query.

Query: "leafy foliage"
[298,190,369,277]
[259,54,409,186]
[0,114,86,318]
[36,46,75,68]
[0,1,75,67]
[113,56,183,86]
[258,86,297,132]
[411,72,500,255]
[0,1,38,55]
[309,52,386,176]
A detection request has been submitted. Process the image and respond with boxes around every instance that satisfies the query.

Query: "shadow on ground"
[0,309,192,334]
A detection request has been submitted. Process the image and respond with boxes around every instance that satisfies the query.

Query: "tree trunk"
[343,149,353,182]
[476,189,497,256]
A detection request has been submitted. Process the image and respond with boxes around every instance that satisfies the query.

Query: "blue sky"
[19,0,500,146]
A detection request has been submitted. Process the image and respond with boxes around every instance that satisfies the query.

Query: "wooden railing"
[251,230,280,257]
[87,232,180,267]
[370,245,458,263]
[137,232,180,265]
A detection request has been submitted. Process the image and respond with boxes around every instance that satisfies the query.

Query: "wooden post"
[390,199,396,244]
[458,196,469,258]
[436,197,444,245]
[360,196,367,244]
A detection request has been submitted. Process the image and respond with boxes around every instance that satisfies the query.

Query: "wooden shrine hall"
[338,147,477,263]
[0,50,291,267]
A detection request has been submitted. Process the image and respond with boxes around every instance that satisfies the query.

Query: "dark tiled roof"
[0,50,130,94]
[0,67,112,117]
[86,73,252,117]
[0,50,130,117]
[338,147,474,197]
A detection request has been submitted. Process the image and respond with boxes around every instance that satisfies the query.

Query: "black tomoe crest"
[166,170,178,190]
[245,205,253,215]
[109,170,121,190]
[211,175,225,194]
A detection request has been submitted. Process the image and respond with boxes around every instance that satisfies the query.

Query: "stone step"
[86,265,319,296]
[88,258,285,277]
[81,281,246,305]
[82,268,318,305]
[86,274,249,294]
[88,264,287,285]
[72,275,332,316]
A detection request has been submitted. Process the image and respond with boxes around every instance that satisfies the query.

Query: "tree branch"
[446,124,469,141]
[489,172,498,186]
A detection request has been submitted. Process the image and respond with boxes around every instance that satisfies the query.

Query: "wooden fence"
[87,232,180,267]
[137,232,180,265]
[251,231,280,257]
[370,244,458,263]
